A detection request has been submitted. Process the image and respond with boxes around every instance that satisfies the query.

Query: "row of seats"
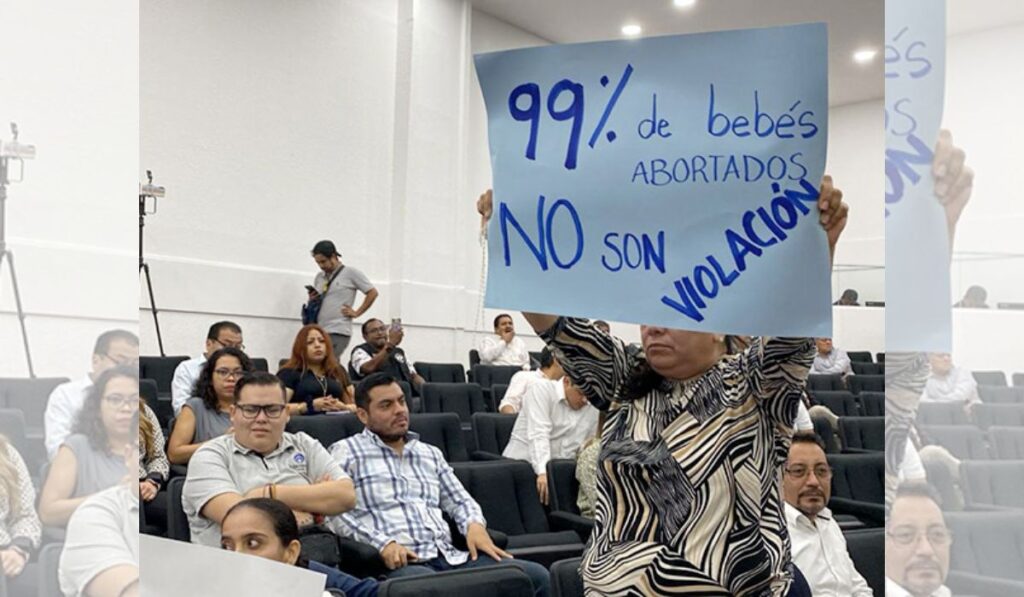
[810,390,883,417]
[920,425,1024,460]
[807,374,883,394]
[918,402,1024,428]
[972,370,1024,388]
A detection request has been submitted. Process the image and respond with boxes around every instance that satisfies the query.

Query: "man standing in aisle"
[310,240,378,359]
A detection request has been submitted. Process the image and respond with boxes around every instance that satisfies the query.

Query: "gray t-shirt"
[182,431,349,547]
[184,397,231,443]
[314,265,374,336]
[64,434,127,498]
[59,484,139,597]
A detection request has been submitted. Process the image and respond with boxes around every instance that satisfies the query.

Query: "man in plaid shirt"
[328,373,551,595]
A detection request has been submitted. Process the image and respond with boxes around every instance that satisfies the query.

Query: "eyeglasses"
[235,404,287,419]
[784,465,833,480]
[103,394,140,409]
[886,527,953,547]
[213,338,246,351]
[214,368,246,379]
[100,353,138,366]
[365,326,387,335]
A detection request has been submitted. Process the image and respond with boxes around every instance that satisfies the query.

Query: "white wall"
[0,1,139,379]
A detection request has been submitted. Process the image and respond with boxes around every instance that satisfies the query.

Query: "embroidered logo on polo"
[293,452,306,464]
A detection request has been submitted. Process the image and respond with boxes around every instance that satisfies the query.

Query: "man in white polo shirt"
[183,372,355,547]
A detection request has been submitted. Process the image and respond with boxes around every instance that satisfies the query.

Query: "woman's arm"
[38,446,87,527]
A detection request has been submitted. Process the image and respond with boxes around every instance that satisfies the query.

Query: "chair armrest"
[828,497,884,527]
[548,511,594,542]
[471,451,511,461]
[337,536,389,579]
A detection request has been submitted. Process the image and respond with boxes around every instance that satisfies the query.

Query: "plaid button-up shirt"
[327,429,485,565]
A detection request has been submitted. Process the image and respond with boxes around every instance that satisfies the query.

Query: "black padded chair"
[989,426,1024,459]
[139,355,189,396]
[0,408,42,483]
[142,378,174,432]
[973,370,1007,387]
[452,460,585,568]
[470,365,521,390]
[843,529,884,597]
[919,425,991,459]
[978,386,1024,404]
[37,542,63,597]
[409,413,469,462]
[250,357,269,372]
[1014,372,1024,387]
[847,375,883,394]
[468,349,481,368]
[827,452,884,527]
[806,374,843,393]
[491,384,509,409]
[917,402,971,426]
[856,391,884,417]
[167,476,190,541]
[421,383,490,423]
[550,557,584,597]
[471,412,517,460]
[961,460,1024,510]
[811,414,837,454]
[377,563,534,597]
[847,351,873,364]
[838,416,884,452]
[945,510,1024,596]
[973,403,1024,430]
[811,391,859,417]
[414,362,467,384]
[0,376,68,438]
[546,459,594,541]
[875,352,885,363]
[851,362,883,375]
[286,413,364,449]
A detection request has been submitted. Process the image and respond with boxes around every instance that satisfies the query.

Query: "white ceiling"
[470,0,1024,107]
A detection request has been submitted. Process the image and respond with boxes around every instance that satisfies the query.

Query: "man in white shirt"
[885,482,953,597]
[919,353,980,413]
[502,376,599,505]
[499,347,564,414]
[170,321,244,414]
[44,329,139,459]
[479,313,530,368]
[783,432,873,597]
[810,338,853,376]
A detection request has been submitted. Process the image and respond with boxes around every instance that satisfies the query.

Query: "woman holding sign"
[479,178,847,596]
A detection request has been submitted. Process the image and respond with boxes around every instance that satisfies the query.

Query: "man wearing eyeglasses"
[171,321,244,414]
[783,432,873,596]
[44,329,139,459]
[885,483,952,597]
[183,372,356,547]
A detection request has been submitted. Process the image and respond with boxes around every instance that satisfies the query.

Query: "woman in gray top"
[167,347,253,465]
[39,365,140,528]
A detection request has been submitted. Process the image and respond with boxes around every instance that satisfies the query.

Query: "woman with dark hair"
[0,434,42,593]
[220,498,378,597]
[277,324,354,415]
[167,347,253,465]
[40,365,157,527]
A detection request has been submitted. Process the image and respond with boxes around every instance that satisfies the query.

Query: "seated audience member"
[40,366,140,528]
[0,435,42,594]
[885,482,953,597]
[167,347,254,465]
[59,479,139,597]
[919,353,980,411]
[328,373,551,595]
[834,288,860,306]
[953,284,988,309]
[479,314,530,368]
[182,372,356,547]
[502,377,599,505]
[171,321,244,414]
[277,324,355,416]
[783,433,872,597]
[220,498,378,597]
[810,338,853,376]
[499,347,564,414]
[349,319,425,394]
[44,329,139,459]
[592,320,611,335]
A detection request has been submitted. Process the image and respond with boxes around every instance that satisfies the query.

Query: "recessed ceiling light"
[621,24,642,36]
[853,48,877,64]
[674,0,697,8]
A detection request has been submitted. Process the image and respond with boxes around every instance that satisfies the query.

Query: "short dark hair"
[93,329,138,356]
[311,240,339,258]
[223,498,303,564]
[194,347,254,410]
[539,347,556,369]
[893,481,943,508]
[355,372,398,410]
[207,321,242,342]
[361,318,383,337]
[493,313,512,329]
[233,371,287,402]
[790,431,827,453]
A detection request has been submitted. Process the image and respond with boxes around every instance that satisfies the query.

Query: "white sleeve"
[500,372,530,412]
[523,385,554,475]
[478,337,505,364]
[171,361,195,415]
[794,401,813,431]
[44,386,74,460]
[899,441,927,481]
[513,337,531,368]
[351,348,372,376]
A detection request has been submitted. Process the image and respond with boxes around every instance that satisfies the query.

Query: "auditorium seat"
[410,413,469,462]
[973,403,1024,430]
[38,542,63,597]
[919,425,992,459]
[811,391,859,417]
[453,460,585,568]
[1014,372,1024,387]
[838,416,884,452]
[857,391,885,417]
[0,408,42,480]
[917,402,970,426]
[250,357,269,372]
[989,426,1024,459]
[139,355,189,396]
[961,460,1024,510]
[847,374,883,394]
[528,351,543,369]
[978,385,1024,404]
[546,459,594,541]
[847,351,873,364]
[807,374,843,393]
[973,370,1007,387]
[875,352,884,363]
[377,563,535,597]
[550,557,584,597]
[414,362,467,384]
[945,510,1024,597]
[167,477,190,541]
[491,383,509,408]
[421,382,490,424]
[469,365,521,406]
[843,529,884,597]
[812,415,838,454]
[851,362,883,375]
[286,413,364,449]
[471,412,517,460]
[142,378,174,432]
[468,349,481,368]
[827,452,884,527]
[0,376,68,439]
